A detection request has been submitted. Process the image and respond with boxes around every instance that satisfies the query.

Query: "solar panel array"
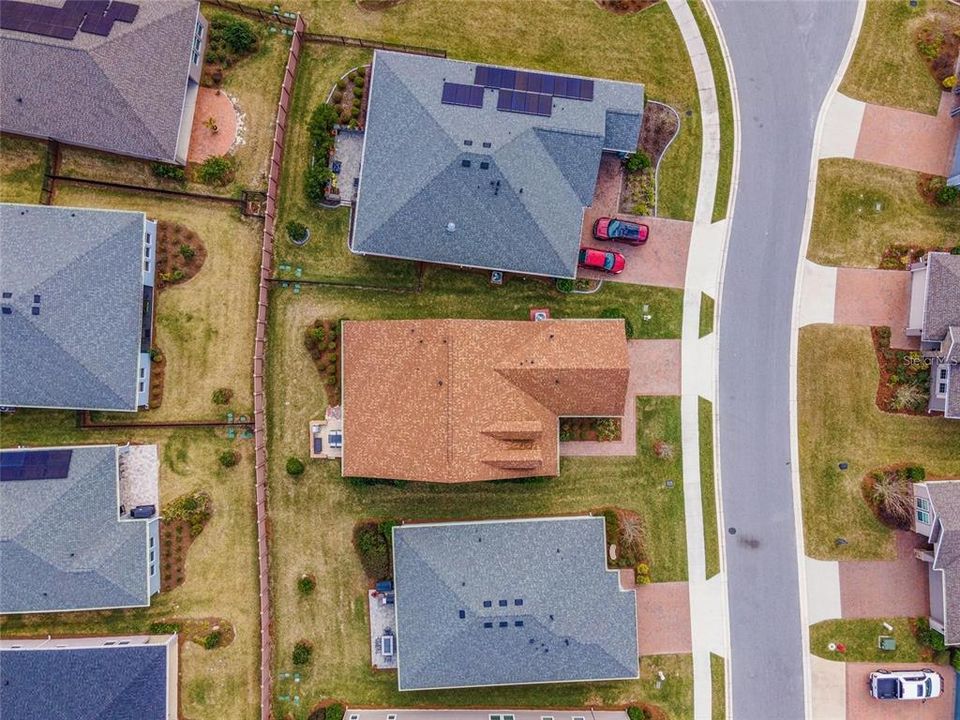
[0,0,139,41]
[497,89,552,117]
[0,449,74,482]
[441,82,484,109]
[474,66,595,101]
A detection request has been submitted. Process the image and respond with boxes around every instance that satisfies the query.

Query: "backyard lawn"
[0,423,261,720]
[809,618,927,663]
[52,186,262,422]
[266,284,689,717]
[0,135,46,204]
[277,0,701,220]
[839,0,950,115]
[808,158,960,267]
[798,325,960,560]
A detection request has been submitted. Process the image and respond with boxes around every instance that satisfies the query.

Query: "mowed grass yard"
[798,325,960,560]
[53,186,261,421]
[58,20,288,194]
[808,159,960,267]
[839,0,951,114]
[277,0,701,220]
[0,135,46,203]
[266,286,690,717]
[0,418,261,720]
[809,618,926,663]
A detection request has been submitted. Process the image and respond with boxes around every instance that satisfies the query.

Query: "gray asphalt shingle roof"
[392,516,639,690]
[353,51,645,279]
[0,203,146,411]
[0,641,170,720]
[0,445,150,613]
[922,252,960,343]
[0,0,201,163]
[927,481,960,644]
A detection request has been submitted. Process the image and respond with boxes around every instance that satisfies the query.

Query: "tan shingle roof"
[341,319,629,482]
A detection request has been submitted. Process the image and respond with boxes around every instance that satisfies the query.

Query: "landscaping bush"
[905,465,926,482]
[150,162,186,182]
[218,450,239,468]
[953,648,960,672]
[194,155,235,186]
[935,183,960,206]
[331,89,343,104]
[864,470,913,529]
[310,325,326,344]
[915,617,947,652]
[556,278,574,292]
[595,418,619,441]
[286,457,305,476]
[890,383,927,411]
[599,306,635,337]
[210,13,257,55]
[653,439,675,459]
[627,707,651,720]
[353,86,364,99]
[336,78,347,90]
[353,520,395,581]
[286,220,309,244]
[162,491,212,538]
[308,103,339,154]
[325,705,345,720]
[952,245,960,255]
[211,387,233,405]
[354,76,365,88]
[148,622,181,634]
[624,151,651,174]
[297,574,316,595]
[304,164,332,204]
[635,563,651,584]
[178,243,196,262]
[292,640,313,665]
[202,630,222,649]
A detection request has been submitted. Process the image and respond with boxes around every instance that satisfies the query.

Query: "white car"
[869,669,944,701]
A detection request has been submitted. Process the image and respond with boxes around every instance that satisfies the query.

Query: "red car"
[578,247,625,274]
[592,217,649,245]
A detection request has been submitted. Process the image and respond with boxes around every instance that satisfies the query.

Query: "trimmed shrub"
[202,630,222,649]
[286,220,309,244]
[627,708,651,720]
[151,162,186,181]
[304,164,332,204]
[915,617,947,652]
[212,387,233,405]
[211,14,257,55]
[286,457,305,476]
[353,520,394,581]
[218,450,239,468]
[556,278,574,292]
[332,90,343,104]
[935,184,960,206]
[178,243,196,262]
[310,325,326,344]
[952,648,960,672]
[297,575,316,595]
[195,155,235,186]
[599,307,635,338]
[353,86,364,99]
[905,465,926,482]
[292,640,312,665]
[624,151,651,174]
[635,563,651,584]
[336,78,347,90]
[308,103,339,155]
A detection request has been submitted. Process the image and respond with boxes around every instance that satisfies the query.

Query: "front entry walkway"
[619,572,693,656]
[855,93,960,177]
[838,531,929,619]
[560,339,680,457]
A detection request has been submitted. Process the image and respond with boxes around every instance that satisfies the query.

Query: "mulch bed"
[304,319,341,405]
[159,518,193,592]
[870,327,930,415]
[594,0,659,14]
[914,11,960,86]
[155,221,206,290]
[559,417,622,441]
[640,101,680,166]
[330,66,370,129]
[148,346,165,409]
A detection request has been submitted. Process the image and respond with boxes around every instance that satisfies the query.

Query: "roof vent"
[446,222,456,232]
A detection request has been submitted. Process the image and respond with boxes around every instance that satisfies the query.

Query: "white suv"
[869,669,944,701]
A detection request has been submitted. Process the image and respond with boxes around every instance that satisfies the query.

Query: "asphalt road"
[711,2,858,718]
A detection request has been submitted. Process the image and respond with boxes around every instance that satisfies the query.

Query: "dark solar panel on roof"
[474,66,594,103]
[441,82,483,109]
[0,449,73,481]
[496,90,551,117]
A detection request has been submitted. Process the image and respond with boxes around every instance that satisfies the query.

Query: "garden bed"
[150,617,236,650]
[870,326,930,414]
[617,103,679,216]
[329,65,369,130]
[202,12,261,87]
[304,319,341,404]
[352,519,397,583]
[599,507,649,579]
[860,464,926,530]
[148,347,165,410]
[594,0,659,14]
[560,417,622,442]
[159,491,213,592]
[155,221,206,289]
[914,10,960,87]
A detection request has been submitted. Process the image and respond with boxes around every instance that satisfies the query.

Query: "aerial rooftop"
[0,634,177,720]
[392,516,639,690]
[0,444,158,614]
[0,203,153,411]
[351,50,645,278]
[341,319,630,483]
[0,0,205,164]
[926,480,960,645]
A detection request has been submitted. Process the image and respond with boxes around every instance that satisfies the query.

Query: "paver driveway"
[619,571,692,655]
[833,267,915,349]
[578,215,692,289]
[855,93,960,177]
[845,662,955,720]
[839,531,929,619]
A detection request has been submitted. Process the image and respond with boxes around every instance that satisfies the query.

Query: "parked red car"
[578,247,625,274]
[592,217,649,246]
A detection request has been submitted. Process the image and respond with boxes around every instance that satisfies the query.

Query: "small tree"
[310,325,326,344]
[292,640,312,665]
[219,450,239,468]
[286,457,305,476]
[286,220,309,244]
[202,630,222,649]
[212,387,233,405]
[179,243,196,262]
[624,151,651,174]
[297,574,316,595]
[195,155,235,186]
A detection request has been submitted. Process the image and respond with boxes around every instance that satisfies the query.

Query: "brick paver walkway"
[846,662,955,720]
[618,571,692,655]
[855,93,960,177]
[560,339,680,457]
[839,531,929,619]
[188,87,239,163]
[833,267,915,349]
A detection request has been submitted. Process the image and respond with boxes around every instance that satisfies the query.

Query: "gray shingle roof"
[353,51,645,279]
[921,252,960,343]
[0,203,146,411]
[927,481,960,644]
[946,364,960,420]
[0,0,201,163]
[392,516,638,690]
[0,445,150,613]
[0,641,170,720]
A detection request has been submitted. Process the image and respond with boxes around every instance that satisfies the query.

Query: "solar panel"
[474,66,594,102]
[0,0,137,40]
[441,82,483,109]
[497,90,551,117]
[0,449,73,481]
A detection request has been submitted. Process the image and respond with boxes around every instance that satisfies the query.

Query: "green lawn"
[699,397,720,579]
[0,423,261,720]
[808,158,960,267]
[699,292,715,338]
[278,0,701,220]
[689,0,734,222]
[0,135,46,204]
[710,653,726,720]
[839,0,947,114]
[809,618,927,663]
[798,325,960,560]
